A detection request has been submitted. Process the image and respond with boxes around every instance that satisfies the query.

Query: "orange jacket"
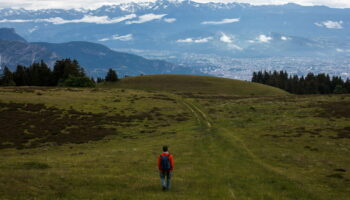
[158,152,174,172]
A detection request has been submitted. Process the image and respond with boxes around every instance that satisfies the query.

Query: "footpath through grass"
[0,87,349,199]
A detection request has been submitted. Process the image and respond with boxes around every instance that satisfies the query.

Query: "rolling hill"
[99,74,289,96]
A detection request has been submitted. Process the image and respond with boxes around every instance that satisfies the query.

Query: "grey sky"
[0,0,349,10]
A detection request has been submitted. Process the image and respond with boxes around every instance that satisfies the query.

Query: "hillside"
[0,86,349,199]
[100,74,289,96]
[35,41,199,77]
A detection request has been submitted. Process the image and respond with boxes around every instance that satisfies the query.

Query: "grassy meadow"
[0,75,349,200]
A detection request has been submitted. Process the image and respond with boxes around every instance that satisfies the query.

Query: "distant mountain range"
[0,0,349,79]
[0,28,198,77]
[0,0,349,58]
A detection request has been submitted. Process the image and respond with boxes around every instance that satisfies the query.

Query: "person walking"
[158,145,174,191]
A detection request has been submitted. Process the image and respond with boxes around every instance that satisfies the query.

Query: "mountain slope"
[0,28,198,76]
[36,41,198,76]
[0,28,27,42]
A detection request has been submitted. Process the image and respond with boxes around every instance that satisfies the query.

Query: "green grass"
[99,74,289,96]
[0,81,349,199]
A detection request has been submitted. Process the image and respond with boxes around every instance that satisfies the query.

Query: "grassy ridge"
[100,74,289,96]
[0,82,349,199]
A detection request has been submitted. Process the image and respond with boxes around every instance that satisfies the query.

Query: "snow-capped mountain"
[0,0,349,79]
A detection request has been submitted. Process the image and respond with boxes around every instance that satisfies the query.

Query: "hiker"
[158,145,174,190]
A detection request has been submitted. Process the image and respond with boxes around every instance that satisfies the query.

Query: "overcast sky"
[0,0,349,10]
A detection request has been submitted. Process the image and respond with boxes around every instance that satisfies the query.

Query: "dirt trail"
[178,96,301,189]
[180,99,212,129]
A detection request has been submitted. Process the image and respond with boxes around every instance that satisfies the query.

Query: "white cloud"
[194,37,213,43]
[315,20,343,29]
[177,36,213,43]
[0,14,136,24]
[219,33,242,50]
[0,19,32,23]
[258,34,272,43]
[125,13,167,24]
[177,38,194,43]
[28,26,38,33]
[220,33,233,43]
[201,18,240,25]
[164,18,176,23]
[228,43,243,50]
[281,36,291,40]
[336,48,350,53]
[99,34,133,41]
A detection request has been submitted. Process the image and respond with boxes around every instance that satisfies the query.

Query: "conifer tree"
[251,70,349,94]
[13,65,27,86]
[0,66,15,86]
[105,68,118,82]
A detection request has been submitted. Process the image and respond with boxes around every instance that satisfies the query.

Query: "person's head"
[163,145,168,152]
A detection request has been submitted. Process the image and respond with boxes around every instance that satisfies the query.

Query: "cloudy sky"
[0,0,349,10]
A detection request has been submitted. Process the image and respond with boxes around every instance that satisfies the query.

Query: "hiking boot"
[162,186,166,191]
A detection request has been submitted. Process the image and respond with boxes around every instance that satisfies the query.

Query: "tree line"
[252,70,350,94]
[0,59,119,87]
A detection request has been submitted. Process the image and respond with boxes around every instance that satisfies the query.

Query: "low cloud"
[164,18,176,23]
[201,18,240,25]
[177,38,193,43]
[220,33,233,43]
[0,19,32,23]
[99,34,133,41]
[315,20,343,29]
[0,14,136,24]
[228,43,243,50]
[281,36,291,41]
[125,13,167,24]
[219,33,242,50]
[258,34,272,43]
[336,48,350,53]
[28,26,38,33]
[248,34,274,43]
[177,36,213,43]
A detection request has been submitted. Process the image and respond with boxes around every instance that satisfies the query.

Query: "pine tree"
[0,66,15,86]
[251,70,349,94]
[53,59,85,85]
[252,72,258,82]
[105,68,118,82]
[333,85,346,94]
[13,65,27,86]
[345,79,350,93]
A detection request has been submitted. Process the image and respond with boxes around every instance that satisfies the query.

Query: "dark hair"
[163,145,168,152]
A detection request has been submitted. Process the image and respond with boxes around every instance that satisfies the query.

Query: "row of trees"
[252,70,350,94]
[0,59,119,87]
